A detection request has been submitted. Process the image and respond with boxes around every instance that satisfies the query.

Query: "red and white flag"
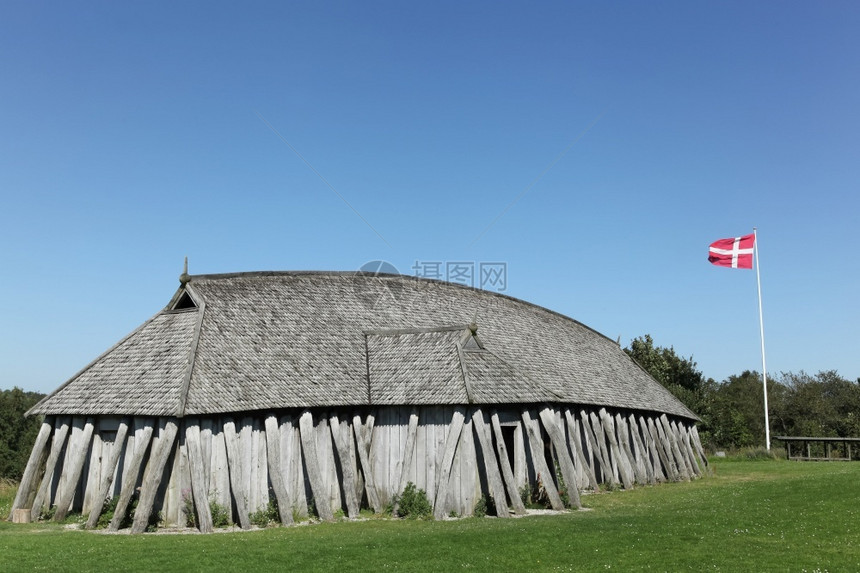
[708,233,755,269]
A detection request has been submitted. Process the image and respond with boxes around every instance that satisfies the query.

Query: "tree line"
[625,334,860,450]
[0,387,45,480]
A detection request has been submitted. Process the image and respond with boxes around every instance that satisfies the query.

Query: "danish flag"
[708,233,755,269]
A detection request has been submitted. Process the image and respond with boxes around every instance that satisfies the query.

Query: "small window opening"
[173,290,197,310]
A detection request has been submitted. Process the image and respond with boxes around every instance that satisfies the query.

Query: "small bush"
[250,499,280,528]
[394,482,432,519]
[473,495,487,518]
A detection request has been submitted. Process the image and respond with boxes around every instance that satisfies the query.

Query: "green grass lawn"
[2,460,857,572]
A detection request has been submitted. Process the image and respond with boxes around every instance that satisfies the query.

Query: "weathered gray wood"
[352,413,381,513]
[538,407,581,508]
[513,421,527,491]
[459,416,477,516]
[264,415,294,525]
[109,421,154,531]
[392,409,419,514]
[223,418,251,529]
[239,417,254,513]
[54,417,95,521]
[131,419,179,533]
[185,421,214,532]
[131,418,177,533]
[255,420,269,514]
[598,409,633,489]
[564,410,599,490]
[329,413,360,518]
[31,416,70,520]
[490,412,526,515]
[200,418,213,496]
[672,421,699,476]
[585,410,616,485]
[314,414,340,516]
[615,413,645,485]
[280,415,307,516]
[627,413,654,485]
[647,416,676,481]
[471,409,510,517]
[638,415,665,481]
[210,422,232,522]
[85,419,130,528]
[521,409,564,510]
[433,408,465,519]
[659,415,689,480]
[690,425,709,468]
[10,419,53,518]
[82,431,102,515]
[299,411,334,520]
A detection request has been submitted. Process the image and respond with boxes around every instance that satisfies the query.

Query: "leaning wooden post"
[264,414,294,525]
[433,408,465,520]
[391,409,419,515]
[627,413,655,485]
[131,419,179,533]
[490,411,527,515]
[109,421,154,531]
[222,418,251,529]
[538,407,581,508]
[9,418,53,520]
[329,413,360,518]
[564,409,599,490]
[587,410,617,486]
[471,409,510,517]
[299,411,334,521]
[659,415,689,481]
[521,409,564,510]
[615,413,646,485]
[185,421,214,532]
[31,416,71,520]
[54,417,96,521]
[598,409,633,489]
[85,418,130,529]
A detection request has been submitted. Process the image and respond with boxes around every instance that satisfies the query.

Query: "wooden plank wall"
[11,406,708,531]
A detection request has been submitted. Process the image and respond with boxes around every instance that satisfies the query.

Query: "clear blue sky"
[2,1,858,394]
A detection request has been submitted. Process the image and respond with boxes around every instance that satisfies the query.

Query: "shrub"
[250,499,280,528]
[394,482,432,519]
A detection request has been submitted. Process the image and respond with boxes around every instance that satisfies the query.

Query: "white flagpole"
[753,227,771,450]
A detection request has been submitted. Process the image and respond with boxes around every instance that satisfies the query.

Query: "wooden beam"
[538,407,581,509]
[647,416,677,481]
[329,413,360,518]
[586,410,616,486]
[598,409,633,489]
[264,415,294,525]
[185,421,214,532]
[471,409,510,517]
[109,420,154,531]
[689,425,709,467]
[54,417,95,521]
[85,419,130,529]
[392,409,418,515]
[9,418,53,519]
[563,409,599,491]
[657,415,688,481]
[627,413,655,485]
[490,411,527,515]
[299,411,334,520]
[614,413,645,485]
[131,419,179,533]
[433,408,465,519]
[222,418,251,529]
[521,409,564,510]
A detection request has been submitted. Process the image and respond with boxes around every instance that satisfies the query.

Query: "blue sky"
[2,1,858,394]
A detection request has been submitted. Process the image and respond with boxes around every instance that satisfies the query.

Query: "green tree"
[0,387,46,479]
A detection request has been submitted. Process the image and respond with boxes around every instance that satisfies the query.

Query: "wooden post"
[54,417,96,521]
[109,421,154,531]
[299,411,334,520]
[131,419,179,533]
[9,419,53,519]
[598,409,633,489]
[264,415,294,525]
[586,410,617,486]
[490,412,527,515]
[433,408,465,519]
[222,418,251,529]
[627,413,655,485]
[85,419,130,529]
[392,409,418,515]
[329,414,360,518]
[614,413,645,485]
[471,409,510,517]
[538,407,581,508]
[564,409,599,490]
[658,415,689,481]
[185,421,214,532]
[521,409,564,510]
[689,425,709,468]
[648,416,678,481]
[637,415,664,481]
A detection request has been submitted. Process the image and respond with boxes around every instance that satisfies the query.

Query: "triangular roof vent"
[172,290,197,310]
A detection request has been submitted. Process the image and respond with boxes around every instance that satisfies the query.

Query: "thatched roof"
[28,271,697,419]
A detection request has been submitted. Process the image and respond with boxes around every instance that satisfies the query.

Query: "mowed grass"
[1,460,858,572]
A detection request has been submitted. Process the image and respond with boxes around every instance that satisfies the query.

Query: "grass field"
[1,460,857,572]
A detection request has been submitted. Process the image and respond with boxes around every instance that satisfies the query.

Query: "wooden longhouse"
[10,271,707,532]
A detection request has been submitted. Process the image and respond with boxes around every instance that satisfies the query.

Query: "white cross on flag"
[708,233,755,269]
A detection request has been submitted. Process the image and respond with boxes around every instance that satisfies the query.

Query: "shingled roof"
[28,271,697,420]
